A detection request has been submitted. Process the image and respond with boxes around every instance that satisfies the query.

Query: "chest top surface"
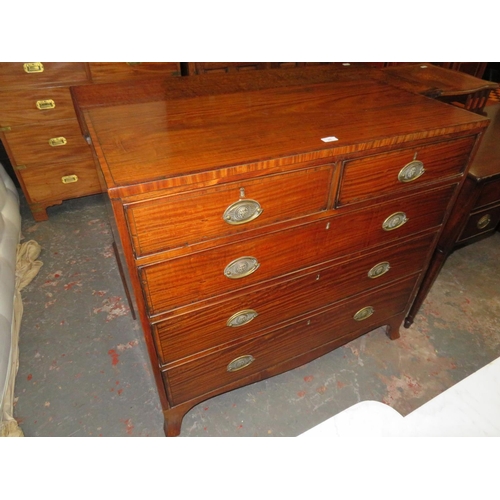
[77,69,489,190]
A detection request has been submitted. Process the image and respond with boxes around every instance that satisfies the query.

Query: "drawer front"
[89,62,181,83]
[4,120,91,166]
[458,205,500,242]
[163,275,418,405]
[474,178,500,209]
[126,165,333,256]
[337,136,475,206]
[153,232,435,364]
[141,183,455,314]
[18,158,102,203]
[0,62,89,88]
[0,87,78,127]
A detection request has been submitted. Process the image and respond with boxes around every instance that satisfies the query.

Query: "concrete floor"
[12,192,500,437]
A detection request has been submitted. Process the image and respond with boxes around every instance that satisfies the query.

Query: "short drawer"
[141,183,455,314]
[0,62,89,88]
[337,136,475,206]
[153,232,435,364]
[3,119,92,166]
[88,62,181,83]
[126,165,333,256]
[458,205,500,242]
[18,157,102,203]
[474,178,500,209]
[0,87,78,127]
[163,274,418,405]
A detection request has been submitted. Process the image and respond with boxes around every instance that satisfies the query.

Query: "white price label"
[321,136,338,143]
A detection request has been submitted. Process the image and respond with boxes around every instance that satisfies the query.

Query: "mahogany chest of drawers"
[0,62,180,221]
[72,67,488,436]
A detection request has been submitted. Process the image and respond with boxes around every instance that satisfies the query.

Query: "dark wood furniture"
[405,104,500,327]
[379,63,498,114]
[72,66,488,436]
[0,62,181,221]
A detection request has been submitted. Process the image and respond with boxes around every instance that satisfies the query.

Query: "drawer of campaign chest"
[0,62,89,88]
[337,136,475,206]
[163,274,419,406]
[125,165,333,257]
[88,62,181,83]
[141,183,455,314]
[4,119,92,166]
[153,232,435,364]
[0,87,78,127]
[18,157,102,203]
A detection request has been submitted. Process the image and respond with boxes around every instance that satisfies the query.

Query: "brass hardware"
[477,214,491,230]
[61,174,78,184]
[382,212,408,231]
[49,137,67,147]
[227,309,258,327]
[398,160,425,183]
[368,261,391,279]
[23,62,44,73]
[0,126,11,132]
[354,306,374,321]
[126,62,141,66]
[223,199,262,225]
[15,165,27,170]
[36,99,55,110]
[227,355,255,372]
[224,256,260,279]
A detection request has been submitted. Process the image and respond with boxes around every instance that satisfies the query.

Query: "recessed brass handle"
[368,261,391,279]
[126,62,142,66]
[227,309,258,327]
[477,214,491,229]
[398,160,425,183]
[61,175,78,184]
[353,306,374,321]
[382,212,408,231]
[49,137,67,147]
[223,199,263,225]
[23,62,44,73]
[36,99,55,110]
[224,256,260,279]
[227,355,255,372]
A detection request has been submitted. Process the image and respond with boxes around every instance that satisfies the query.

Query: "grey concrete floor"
[12,192,500,437]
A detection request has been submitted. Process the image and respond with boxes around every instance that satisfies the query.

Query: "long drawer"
[88,62,181,83]
[163,274,419,405]
[153,232,435,364]
[337,136,475,206]
[0,87,78,127]
[4,119,92,166]
[141,183,456,314]
[125,165,333,256]
[17,158,102,203]
[0,62,89,88]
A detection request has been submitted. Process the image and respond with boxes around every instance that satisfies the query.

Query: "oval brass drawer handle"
[224,256,260,279]
[382,211,408,231]
[36,99,55,110]
[61,175,78,184]
[227,309,258,327]
[49,137,67,147]
[23,62,44,73]
[477,214,491,230]
[398,160,425,183]
[223,199,263,225]
[227,355,255,372]
[353,306,374,321]
[368,261,391,279]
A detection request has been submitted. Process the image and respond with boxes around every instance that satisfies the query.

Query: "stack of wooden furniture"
[0,63,180,221]
[72,66,489,436]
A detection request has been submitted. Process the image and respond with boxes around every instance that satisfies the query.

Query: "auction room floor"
[12,192,500,437]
